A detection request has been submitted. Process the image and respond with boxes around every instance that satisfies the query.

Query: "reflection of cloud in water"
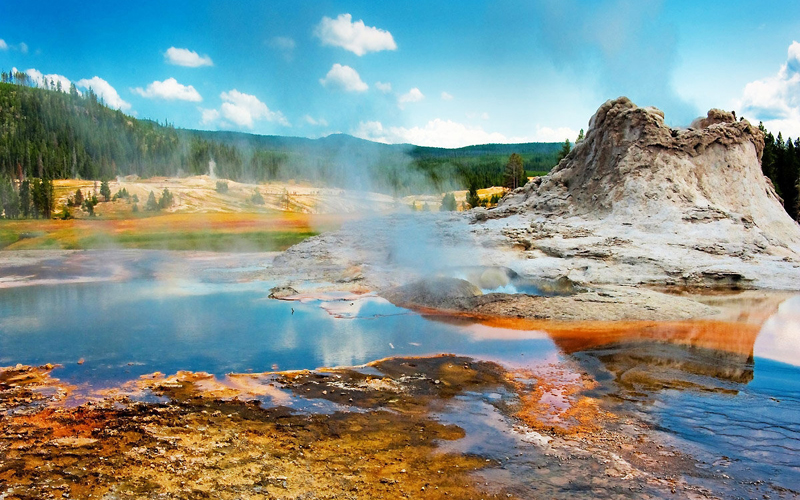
[316,320,376,368]
[754,296,800,367]
[0,316,42,333]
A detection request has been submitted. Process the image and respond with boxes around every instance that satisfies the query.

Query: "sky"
[1,0,799,148]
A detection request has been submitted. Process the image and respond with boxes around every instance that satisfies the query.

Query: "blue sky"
[1,0,799,147]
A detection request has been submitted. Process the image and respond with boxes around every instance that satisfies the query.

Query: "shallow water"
[1,275,799,497]
[0,280,558,387]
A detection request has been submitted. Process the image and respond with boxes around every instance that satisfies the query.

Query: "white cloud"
[354,119,509,148]
[75,76,131,111]
[531,125,579,142]
[164,47,213,67]
[314,13,397,56]
[19,68,74,92]
[133,78,202,102]
[304,115,329,127]
[218,89,289,128]
[200,108,220,125]
[353,119,577,148]
[441,91,453,101]
[19,42,28,54]
[737,41,800,138]
[375,81,392,93]
[269,37,296,60]
[398,87,424,108]
[0,39,7,50]
[319,63,368,92]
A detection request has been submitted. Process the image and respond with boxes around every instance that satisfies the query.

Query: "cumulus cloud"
[737,41,800,138]
[16,68,74,92]
[352,119,499,148]
[314,13,396,56]
[75,76,131,110]
[206,89,289,128]
[398,87,424,108]
[441,91,453,101]
[375,81,392,93]
[353,119,578,148]
[133,78,202,102]
[200,108,220,125]
[0,39,7,50]
[269,37,296,61]
[304,115,329,127]
[164,47,213,67]
[319,63,368,92]
[530,125,579,142]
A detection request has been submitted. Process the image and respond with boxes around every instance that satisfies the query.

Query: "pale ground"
[54,176,507,216]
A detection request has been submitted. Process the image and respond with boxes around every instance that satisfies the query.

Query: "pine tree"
[556,140,572,163]
[503,153,524,190]
[466,184,481,208]
[440,192,457,211]
[146,191,159,211]
[100,179,111,202]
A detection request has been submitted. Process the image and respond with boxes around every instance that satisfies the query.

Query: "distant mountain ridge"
[0,80,561,194]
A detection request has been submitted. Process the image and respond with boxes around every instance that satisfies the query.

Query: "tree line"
[760,123,800,221]
[0,76,565,201]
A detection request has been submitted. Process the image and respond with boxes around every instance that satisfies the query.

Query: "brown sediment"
[0,355,734,499]
[0,364,72,413]
[507,364,615,436]
[0,357,520,500]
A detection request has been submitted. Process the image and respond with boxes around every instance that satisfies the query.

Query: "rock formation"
[499,97,800,250]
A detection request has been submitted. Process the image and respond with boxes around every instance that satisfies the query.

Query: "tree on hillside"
[19,180,31,217]
[503,153,525,190]
[576,129,585,143]
[760,123,800,221]
[0,177,20,218]
[556,139,572,163]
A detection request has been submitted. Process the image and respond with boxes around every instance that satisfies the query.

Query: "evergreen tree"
[19,180,31,217]
[146,191,159,211]
[74,188,84,207]
[556,139,572,163]
[100,179,111,202]
[440,192,457,211]
[466,184,481,209]
[158,188,174,209]
[503,153,525,190]
[250,189,265,205]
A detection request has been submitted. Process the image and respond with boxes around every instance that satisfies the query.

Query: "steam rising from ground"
[524,0,697,125]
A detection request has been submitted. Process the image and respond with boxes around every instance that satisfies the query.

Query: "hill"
[0,80,562,196]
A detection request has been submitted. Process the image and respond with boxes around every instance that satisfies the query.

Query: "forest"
[0,75,561,205]
[760,123,800,220]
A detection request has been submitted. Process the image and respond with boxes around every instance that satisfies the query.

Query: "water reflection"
[754,295,800,367]
[0,281,559,387]
[558,294,800,496]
